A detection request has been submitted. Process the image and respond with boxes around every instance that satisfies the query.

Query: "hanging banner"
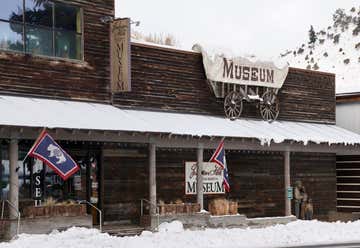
[185,161,225,195]
[110,18,131,92]
[193,44,289,89]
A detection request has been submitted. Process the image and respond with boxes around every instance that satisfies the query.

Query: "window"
[0,147,30,200]
[0,0,83,60]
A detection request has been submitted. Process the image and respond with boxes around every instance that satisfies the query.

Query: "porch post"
[284,150,291,216]
[9,139,19,219]
[197,143,204,211]
[149,143,157,215]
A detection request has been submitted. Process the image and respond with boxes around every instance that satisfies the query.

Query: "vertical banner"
[110,18,131,92]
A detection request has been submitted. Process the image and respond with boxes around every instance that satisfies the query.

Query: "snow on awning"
[1,95,360,146]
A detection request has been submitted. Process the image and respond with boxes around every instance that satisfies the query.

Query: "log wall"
[336,155,360,212]
[0,37,335,124]
[114,44,336,124]
[0,0,113,102]
[102,146,337,222]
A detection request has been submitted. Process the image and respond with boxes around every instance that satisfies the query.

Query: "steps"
[101,223,145,237]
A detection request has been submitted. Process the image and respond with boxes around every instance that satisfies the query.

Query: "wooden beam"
[149,143,157,216]
[284,150,291,216]
[9,139,19,219]
[197,143,204,211]
[0,126,359,155]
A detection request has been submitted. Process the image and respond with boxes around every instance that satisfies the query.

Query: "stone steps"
[101,223,145,237]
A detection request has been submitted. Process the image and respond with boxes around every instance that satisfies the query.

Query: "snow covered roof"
[131,39,196,53]
[1,95,360,146]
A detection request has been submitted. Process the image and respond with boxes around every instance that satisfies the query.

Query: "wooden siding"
[103,146,336,222]
[337,94,360,103]
[0,0,113,102]
[0,18,335,124]
[336,155,360,212]
[114,44,336,124]
[291,153,337,219]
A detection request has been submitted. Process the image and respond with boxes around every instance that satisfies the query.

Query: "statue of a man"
[294,180,303,219]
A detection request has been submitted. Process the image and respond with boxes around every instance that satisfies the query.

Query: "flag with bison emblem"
[27,130,79,180]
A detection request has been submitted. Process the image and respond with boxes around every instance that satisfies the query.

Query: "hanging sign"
[193,44,289,89]
[33,173,43,206]
[287,187,293,200]
[185,161,225,195]
[110,18,131,92]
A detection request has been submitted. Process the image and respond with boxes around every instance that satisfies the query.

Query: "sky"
[116,0,359,59]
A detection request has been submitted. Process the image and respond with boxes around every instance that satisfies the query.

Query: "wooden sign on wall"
[110,18,131,92]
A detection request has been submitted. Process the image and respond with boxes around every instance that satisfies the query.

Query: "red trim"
[209,140,225,169]
[28,129,47,157]
[210,139,230,192]
[223,180,230,192]
[28,131,79,181]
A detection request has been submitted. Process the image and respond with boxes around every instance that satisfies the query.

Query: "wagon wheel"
[259,90,279,122]
[224,91,243,120]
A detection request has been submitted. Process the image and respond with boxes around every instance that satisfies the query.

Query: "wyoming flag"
[27,130,79,180]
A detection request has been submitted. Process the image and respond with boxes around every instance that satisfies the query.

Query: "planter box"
[159,203,200,216]
[23,204,87,219]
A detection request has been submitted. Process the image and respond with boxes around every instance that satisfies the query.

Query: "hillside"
[280,7,360,94]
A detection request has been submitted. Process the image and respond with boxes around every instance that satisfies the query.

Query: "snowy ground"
[1,220,360,248]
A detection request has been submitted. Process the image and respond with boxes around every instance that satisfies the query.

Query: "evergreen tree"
[353,18,360,36]
[308,25,317,45]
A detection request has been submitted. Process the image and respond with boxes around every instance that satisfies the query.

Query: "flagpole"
[23,127,47,163]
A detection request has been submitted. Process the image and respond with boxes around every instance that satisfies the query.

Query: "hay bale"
[164,204,176,215]
[229,201,238,215]
[209,198,229,216]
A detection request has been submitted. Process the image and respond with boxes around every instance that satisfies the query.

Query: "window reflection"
[0,0,23,22]
[0,0,83,60]
[55,4,81,33]
[0,22,23,52]
[26,25,53,56]
[56,31,81,60]
[18,150,31,200]
[25,0,53,27]
[0,160,9,200]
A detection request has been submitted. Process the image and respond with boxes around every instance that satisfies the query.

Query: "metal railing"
[1,200,21,237]
[77,200,102,232]
[140,198,160,231]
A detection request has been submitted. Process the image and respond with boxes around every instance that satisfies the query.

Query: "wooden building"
[0,0,360,236]
[336,93,360,213]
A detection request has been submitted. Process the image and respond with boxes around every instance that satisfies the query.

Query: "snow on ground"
[2,220,360,248]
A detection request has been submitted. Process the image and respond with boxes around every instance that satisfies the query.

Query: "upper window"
[0,0,83,60]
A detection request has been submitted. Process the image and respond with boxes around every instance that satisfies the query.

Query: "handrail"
[0,200,21,237]
[140,198,160,231]
[140,198,159,216]
[77,200,102,232]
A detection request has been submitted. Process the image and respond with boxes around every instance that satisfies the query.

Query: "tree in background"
[333,8,352,31]
[353,18,360,36]
[308,25,317,45]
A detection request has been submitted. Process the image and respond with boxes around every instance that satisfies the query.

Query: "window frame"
[0,0,84,61]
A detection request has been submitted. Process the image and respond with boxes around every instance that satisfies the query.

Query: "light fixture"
[100,16,140,26]
[100,16,114,23]
[130,20,140,27]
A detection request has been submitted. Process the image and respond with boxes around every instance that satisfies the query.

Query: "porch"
[1,95,360,236]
